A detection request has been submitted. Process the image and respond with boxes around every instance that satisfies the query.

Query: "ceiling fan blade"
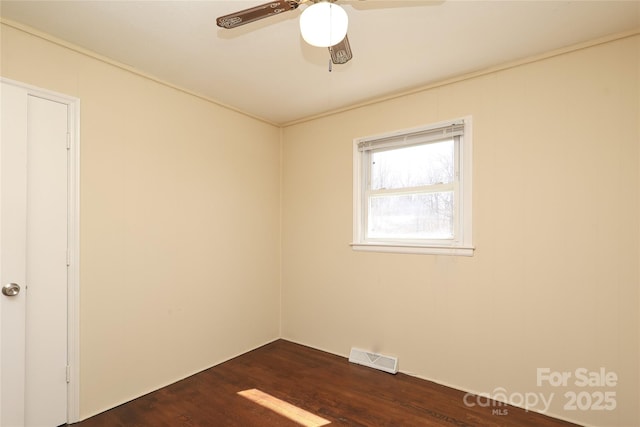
[217,1,299,29]
[329,34,353,65]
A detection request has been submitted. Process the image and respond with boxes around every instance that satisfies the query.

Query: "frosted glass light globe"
[299,2,348,48]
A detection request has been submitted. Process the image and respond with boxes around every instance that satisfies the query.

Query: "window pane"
[368,192,454,239]
[370,140,454,191]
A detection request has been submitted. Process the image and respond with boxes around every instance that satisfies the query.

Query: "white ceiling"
[1,0,638,125]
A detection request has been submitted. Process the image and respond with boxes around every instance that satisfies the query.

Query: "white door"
[1,81,70,427]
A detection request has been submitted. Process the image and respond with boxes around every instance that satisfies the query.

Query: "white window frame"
[352,117,474,256]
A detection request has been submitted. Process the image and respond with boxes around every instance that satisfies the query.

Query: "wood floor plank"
[70,340,581,426]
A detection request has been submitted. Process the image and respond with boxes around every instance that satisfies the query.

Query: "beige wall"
[282,36,639,427]
[1,23,282,419]
[2,18,639,427]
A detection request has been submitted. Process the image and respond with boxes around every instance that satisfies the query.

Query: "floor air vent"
[348,348,398,374]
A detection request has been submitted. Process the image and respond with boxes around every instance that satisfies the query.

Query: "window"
[352,117,473,255]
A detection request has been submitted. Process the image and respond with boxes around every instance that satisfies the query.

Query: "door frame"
[1,77,81,423]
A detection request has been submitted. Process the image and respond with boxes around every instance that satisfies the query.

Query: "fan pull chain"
[329,58,333,72]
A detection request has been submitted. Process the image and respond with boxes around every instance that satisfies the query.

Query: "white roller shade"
[358,121,464,152]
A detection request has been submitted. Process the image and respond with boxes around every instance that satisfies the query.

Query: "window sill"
[350,242,475,256]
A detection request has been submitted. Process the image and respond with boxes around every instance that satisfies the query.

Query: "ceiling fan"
[216,0,354,65]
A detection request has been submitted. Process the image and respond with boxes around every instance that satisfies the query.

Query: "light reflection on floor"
[238,389,331,427]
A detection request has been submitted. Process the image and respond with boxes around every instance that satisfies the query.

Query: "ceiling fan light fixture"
[299,2,348,48]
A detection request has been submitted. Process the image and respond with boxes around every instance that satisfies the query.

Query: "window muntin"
[353,118,473,255]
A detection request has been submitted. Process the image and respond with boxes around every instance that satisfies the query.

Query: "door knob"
[2,283,20,297]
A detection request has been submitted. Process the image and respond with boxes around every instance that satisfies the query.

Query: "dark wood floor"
[71,340,580,426]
